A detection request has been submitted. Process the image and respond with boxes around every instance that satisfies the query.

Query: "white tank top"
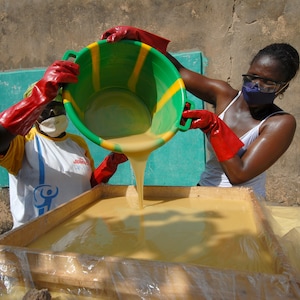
[199,91,284,198]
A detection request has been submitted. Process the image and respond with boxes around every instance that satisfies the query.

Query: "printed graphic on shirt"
[73,157,90,173]
[34,184,59,215]
[73,157,89,165]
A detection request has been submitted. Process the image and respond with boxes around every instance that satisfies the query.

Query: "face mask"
[38,115,68,137]
[242,84,276,105]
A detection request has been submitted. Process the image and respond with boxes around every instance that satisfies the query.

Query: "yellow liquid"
[28,196,276,273]
[85,89,160,209]
[84,89,152,139]
[126,151,149,209]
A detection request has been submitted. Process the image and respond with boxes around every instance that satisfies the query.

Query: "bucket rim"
[62,40,188,153]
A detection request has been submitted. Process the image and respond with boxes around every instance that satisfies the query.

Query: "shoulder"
[65,133,89,147]
[266,112,296,124]
[262,112,296,133]
[25,127,38,141]
[65,133,94,167]
[215,86,240,114]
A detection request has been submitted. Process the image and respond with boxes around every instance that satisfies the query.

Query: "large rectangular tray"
[0,185,299,299]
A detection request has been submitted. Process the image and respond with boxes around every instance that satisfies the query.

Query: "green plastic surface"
[62,40,191,153]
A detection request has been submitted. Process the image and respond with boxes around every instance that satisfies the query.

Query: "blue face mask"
[242,84,276,105]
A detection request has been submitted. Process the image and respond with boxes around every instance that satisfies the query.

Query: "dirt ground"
[0,188,13,234]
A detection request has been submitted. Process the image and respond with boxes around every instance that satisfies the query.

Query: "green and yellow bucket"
[62,40,192,154]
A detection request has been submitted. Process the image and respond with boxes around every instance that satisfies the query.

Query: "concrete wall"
[0,0,299,204]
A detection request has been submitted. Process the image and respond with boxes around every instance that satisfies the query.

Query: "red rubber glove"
[0,60,79,136]
[101,26,170,54]
[90,152,128,187]
[182,110,244,162]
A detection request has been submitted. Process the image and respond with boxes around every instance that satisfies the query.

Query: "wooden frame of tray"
[0,185,299,299]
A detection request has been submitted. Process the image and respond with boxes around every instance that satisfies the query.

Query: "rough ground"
[0,188,13,234]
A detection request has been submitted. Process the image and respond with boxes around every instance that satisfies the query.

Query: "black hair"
[251,43,299,82]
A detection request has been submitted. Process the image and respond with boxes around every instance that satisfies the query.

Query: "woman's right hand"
[100,26,170,54]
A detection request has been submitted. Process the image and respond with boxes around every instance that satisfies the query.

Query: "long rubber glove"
[90,152,128,187]
[101,26,170,54]
[0,60,79,136]
[182,110,244,162]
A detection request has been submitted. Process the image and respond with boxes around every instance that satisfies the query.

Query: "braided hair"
[251,43,299,82]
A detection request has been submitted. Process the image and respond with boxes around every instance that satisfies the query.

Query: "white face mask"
[38,115,68,137]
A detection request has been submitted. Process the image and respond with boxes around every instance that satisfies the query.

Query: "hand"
[37,60,79,101]
[182,109,218,133]
[0,61,79,136]
[180,102,191,126]
[90,153,128,187]
[182,109,244,162]
[101,26,170,54]
[101,26,133,42]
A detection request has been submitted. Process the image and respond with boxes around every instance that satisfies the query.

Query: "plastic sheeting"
[0,246,299,299]
[264,204,300,276]
[0,185,299,299]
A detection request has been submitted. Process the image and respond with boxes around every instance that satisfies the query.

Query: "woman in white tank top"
[166,43,299,198]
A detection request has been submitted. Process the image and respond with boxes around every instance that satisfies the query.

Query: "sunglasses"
[39,102,66,121]
[242,74,288,94]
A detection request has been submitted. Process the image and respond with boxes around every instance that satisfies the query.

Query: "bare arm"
[166,52,236,106]
[220,114,296,184]
[166,54,296,186]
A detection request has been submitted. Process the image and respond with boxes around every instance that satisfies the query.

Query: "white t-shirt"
[0,127,94,228]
